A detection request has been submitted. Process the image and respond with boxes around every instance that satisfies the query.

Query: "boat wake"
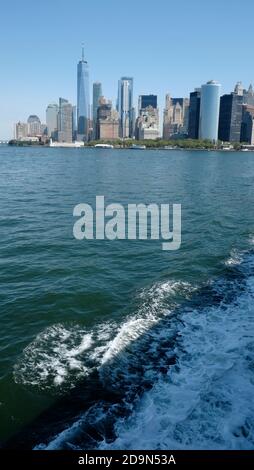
[13,250,254,450]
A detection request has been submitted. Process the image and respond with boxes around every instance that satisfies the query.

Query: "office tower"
[27,115,41,136]
[243,84,254,106]
[117,77,134,138]
[93,82,102,138]
[163,94,189,139]
[138,95,157,111]
[199,81,221,141]
[77,45,90,141]
[15,122,28,140]
[96,97,120,140]
[40,124,47,136]
[46,103,58,139]
[188,89,201,139]
[218,88,244,142]
[183,102,190,135]
[234,81,244,96]
[135,106,160,140]
[130,107,136,138]
[241,104,254,144]
[57,98,73,143]
[72,106,77,141]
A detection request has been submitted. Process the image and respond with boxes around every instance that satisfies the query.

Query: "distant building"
[72,105,77,141]
[46,103,58,139]
[183,102,190,135]
[188,89,201,139]
[117,77,134,138]
[77,45,90,141]
[93,82,102,138]
[243,84,254,107]
[241,104,254,145]
[136,105,160,140]
[96,97,120,140]
[163,94,189,139]
[27,115,42,137]
[199,81,221,141]
[40,124,47,136]
[57,98,73,143]
[138,95,157,111]
[15,122,28,140]
[234,81,244,96]
[218,89,244,142]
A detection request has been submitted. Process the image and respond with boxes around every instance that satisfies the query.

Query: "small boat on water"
[130,144,146,150]
[94,144,114,149]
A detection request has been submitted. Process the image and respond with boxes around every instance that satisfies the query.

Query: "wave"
[14,280,192,395]
[100,254,254,450]
[14,250,254,450]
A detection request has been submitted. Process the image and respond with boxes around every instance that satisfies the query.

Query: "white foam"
[31,280,194,448]
[100,274,254,450]
[14,325,94,391]
[225,249,244,267]
[99,281,195,382]
[14,280,193,394]
[249,235,254,246]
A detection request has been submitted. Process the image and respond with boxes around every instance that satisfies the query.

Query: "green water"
[0,146,254,446]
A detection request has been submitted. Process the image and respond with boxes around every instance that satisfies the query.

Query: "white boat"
[49,139,84,148]
[94,144,114,149]
[130,144,146,150]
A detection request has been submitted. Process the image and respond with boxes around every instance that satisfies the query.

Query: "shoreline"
[5,144,254,152]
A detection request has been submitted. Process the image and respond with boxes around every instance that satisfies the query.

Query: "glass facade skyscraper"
[218,93,243,143]
[57,98,73,143]
[46,103,58,139]
[117,77,134,138]
[188,90,201,139]
[199,81,221,141]
[77,46,90,141]
[139,95,157,111]
[93,82,102,138]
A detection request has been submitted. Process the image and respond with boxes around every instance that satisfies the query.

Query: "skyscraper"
[27,115,41,137]
[117,77,134,138]
[218,88,244,143]
[163,95,189,139]
[234,81,244,96]
[243,84,254,107]
[46,103,58,139]
[93,82,102,139]
[77,45,90,141]
[72,105,77,141]
[15,122,28,140]
[199,81,221,141]
[96,97,120,140]
[57,98,73,143]
[136,106,160,140]
[241,104,254,145]
[138,95,157,111]
[188,89,201,139]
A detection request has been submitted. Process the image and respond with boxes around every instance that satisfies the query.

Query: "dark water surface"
[0,146,254,449]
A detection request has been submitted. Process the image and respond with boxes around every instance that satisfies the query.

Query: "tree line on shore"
[8,138,243,150]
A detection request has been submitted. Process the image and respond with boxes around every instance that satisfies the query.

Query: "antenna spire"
[82,43,85,61]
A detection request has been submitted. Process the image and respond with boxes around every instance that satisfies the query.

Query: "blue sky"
[0,0,254,139]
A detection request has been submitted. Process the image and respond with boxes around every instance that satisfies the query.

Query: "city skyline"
[13,75,254,144]
[1,0,254,139]
[8,65,254,142]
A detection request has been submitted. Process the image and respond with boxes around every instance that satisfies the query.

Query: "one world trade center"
[77,45,90,141]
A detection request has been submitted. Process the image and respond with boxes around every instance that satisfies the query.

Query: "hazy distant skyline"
[1,0,254,138]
